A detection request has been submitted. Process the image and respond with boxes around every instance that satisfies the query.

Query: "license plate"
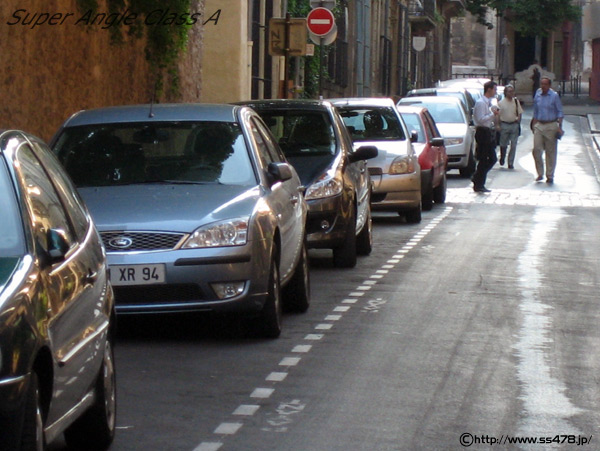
[110,264,166,286]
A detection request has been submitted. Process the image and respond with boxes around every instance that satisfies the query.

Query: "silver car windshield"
[0,157,26,257]
[54,122,257,187]
[337,107,406,142]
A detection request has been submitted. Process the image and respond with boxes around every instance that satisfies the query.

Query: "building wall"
[0,0,204,141]
[201,0,250,102]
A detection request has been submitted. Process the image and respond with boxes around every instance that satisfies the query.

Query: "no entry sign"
[306,7,335,37]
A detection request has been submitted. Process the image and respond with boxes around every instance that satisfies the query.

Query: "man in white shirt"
[471,80,499,193]
[497,85,523,169]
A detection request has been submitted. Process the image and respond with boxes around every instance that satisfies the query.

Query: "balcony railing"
[408,0,436,20]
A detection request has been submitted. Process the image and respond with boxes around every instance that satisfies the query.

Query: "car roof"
[61,103,244,128]
[398,96,463,106]
[235,99,333,111]
[395,105,429,114]
[328,97,396,108]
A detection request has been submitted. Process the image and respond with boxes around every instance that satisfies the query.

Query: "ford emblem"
[109,237,133,249]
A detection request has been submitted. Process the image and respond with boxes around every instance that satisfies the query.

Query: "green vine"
[75,0,195,98]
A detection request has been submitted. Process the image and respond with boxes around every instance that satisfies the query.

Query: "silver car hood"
[79,184,261,232]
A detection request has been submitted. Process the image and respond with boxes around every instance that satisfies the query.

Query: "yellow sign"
[269,18,307,56]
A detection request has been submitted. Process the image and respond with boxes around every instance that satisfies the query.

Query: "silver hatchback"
[51,104,309,338]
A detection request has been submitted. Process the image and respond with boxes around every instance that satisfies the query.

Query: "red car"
[397,105,448,210]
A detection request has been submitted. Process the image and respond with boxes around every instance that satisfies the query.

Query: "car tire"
[422,177,434,211]
[404,203,422,224]
[283,241,310,313]
[64,338,116,451]
[356,206,373,256]
[21,372,44,451]
[433,172,447,204]
[256,256,283,338]
[332,205,357,268]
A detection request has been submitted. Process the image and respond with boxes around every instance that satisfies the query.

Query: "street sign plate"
[268,18,308,56]
[306,7,335,37]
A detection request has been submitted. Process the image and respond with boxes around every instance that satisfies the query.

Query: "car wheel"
[64,337,116,450]
[422,178,434,211]
[283,241,310,313]
[356,206,373,256]
[332,205,357,268]
[256,256,283,338]
[404,203,422,224]
[21,372,44,451]
[433,172,447,204]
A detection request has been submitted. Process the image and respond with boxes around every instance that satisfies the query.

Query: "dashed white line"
[250,388,275,398]
[292,345,312,353]
[266,372,288,382]
[315,323,333,330]
[325,314,342,321]
[334,306,350,312]
[280,357,301,366]
[214,422,243,435]
[305,334,324,340]
[193,442,222,451]
[233,405,260,416]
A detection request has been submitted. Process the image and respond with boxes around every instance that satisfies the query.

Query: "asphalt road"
[51,109,600,450]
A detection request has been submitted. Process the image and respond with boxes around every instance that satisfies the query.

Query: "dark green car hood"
[0,257,20,291]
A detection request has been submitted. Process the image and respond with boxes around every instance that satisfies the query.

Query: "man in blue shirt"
[532,77,564,184]
[471,80,499,193]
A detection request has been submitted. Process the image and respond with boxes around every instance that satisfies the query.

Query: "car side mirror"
[431,137,445,147]
[46,228,70,265]
[267,162,293,184]
[410,130,418,143]
[349,145,378,163]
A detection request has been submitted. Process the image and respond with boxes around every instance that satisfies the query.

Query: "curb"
[588,114,600,134]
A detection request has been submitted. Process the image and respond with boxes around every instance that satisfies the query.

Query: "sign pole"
[319,37,324,99]
[284,13,291,99]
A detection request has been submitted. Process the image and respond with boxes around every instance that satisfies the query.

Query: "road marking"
[292,345,312,353]
[266,372,288,382]
[194,443,222,451]
[279,357,301,366]
[194,206,454,448]
[214,422,243,434]
[233,405,260,416]
[250,388,275,398]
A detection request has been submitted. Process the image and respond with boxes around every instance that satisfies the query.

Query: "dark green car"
[0,130,116,450]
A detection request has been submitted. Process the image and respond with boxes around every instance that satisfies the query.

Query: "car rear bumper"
[304,194,349,249]
[370,173,421,210]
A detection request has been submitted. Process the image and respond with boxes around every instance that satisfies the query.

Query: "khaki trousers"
[533,122,559,179]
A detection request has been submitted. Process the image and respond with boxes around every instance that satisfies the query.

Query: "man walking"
[472,80,499,193]
[531,77,564,184]
[497,84,523,169]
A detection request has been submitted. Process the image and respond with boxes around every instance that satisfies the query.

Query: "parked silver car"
[331,98,422,223]
[51,104,309,338]
[398,96,476,178]
[0,130,116,450]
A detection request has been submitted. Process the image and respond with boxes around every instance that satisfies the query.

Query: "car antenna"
[149,81,157,118]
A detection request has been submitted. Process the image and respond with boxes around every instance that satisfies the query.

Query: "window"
[15,143,74,254]
[0,157,25,256]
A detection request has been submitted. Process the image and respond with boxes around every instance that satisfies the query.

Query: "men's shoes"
[546,178,554,184]
[473,186,491,193]
[535,175,543,181]
[499,157,505,166]
[508,165,514,169]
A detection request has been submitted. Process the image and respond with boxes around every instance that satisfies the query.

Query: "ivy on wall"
[75,0,195,97]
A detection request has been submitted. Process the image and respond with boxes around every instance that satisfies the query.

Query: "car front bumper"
[106,242,271,315]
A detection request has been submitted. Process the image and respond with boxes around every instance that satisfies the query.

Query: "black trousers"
[472,126,497,189]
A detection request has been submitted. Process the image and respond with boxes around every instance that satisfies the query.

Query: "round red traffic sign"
[306,7,335,37]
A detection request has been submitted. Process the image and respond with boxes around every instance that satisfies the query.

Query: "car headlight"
[182,217,249,248]
[389,156,415,175]
[305,175,343,200]
[445,137,464,145]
